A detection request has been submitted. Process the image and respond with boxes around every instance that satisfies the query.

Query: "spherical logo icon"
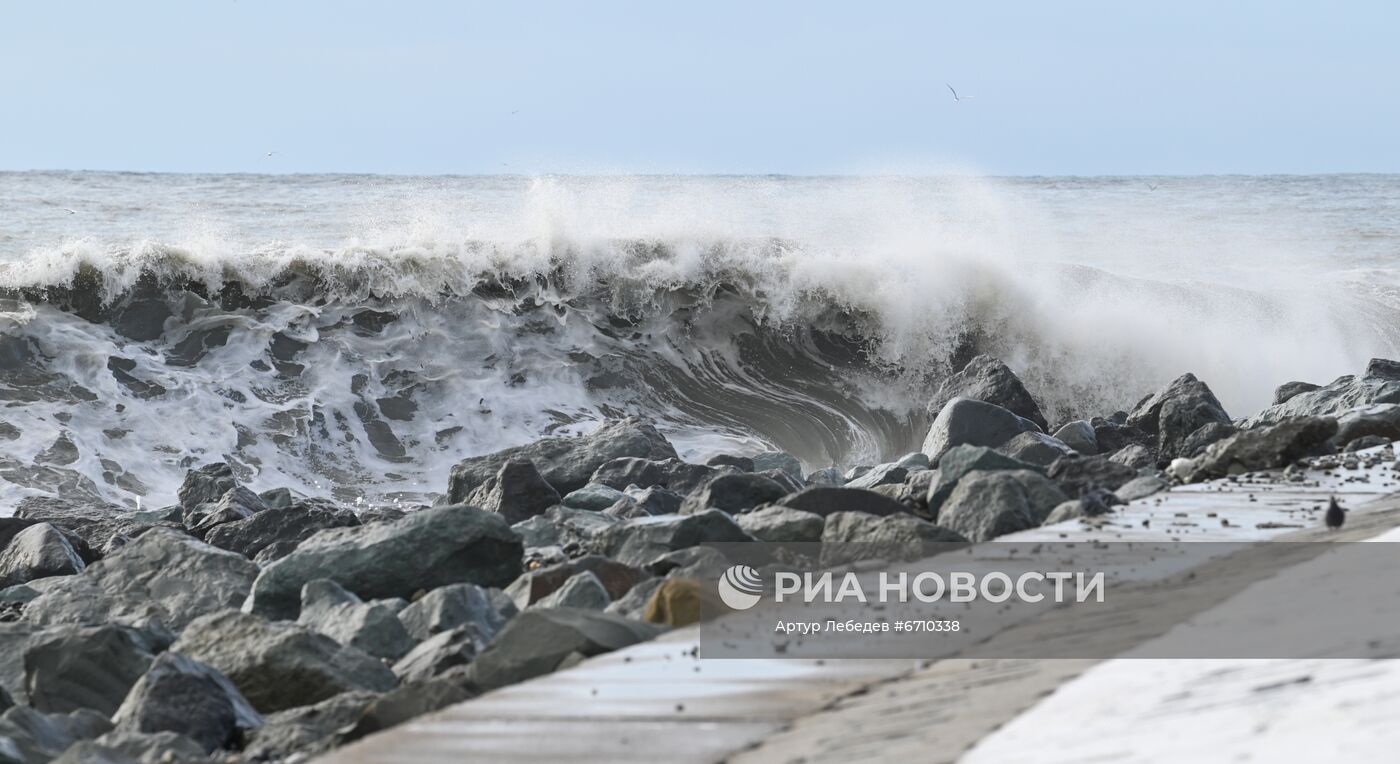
[717,564,764,610]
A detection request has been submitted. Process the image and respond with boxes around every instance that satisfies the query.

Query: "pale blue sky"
[1,1,1396,175]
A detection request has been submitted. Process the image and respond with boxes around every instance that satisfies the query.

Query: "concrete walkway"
[321,450,1400,764]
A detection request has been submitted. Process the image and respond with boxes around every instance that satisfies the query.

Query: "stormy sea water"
[1,172,1398,511]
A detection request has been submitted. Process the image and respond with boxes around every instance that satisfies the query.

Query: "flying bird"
[1325,496,1345,530]
[946,83,974,102]
[61,208,76,215]
[264,151,277,159]
[1146,183,1160,192]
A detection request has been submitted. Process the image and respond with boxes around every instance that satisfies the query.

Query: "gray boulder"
[531,571,610,611]
[560,483,628,512]
[843,463,908,490]
[925,445,1040,516]
[239,691,377,763]
[820,512,966,564]
[0,706,113,763]
[0,524,84,588]
[297,580,415,661]
[466,608,663,692]
[705,454,754,472]
[594,511,753,567]
[204,499,360,561]
[1188,416,1339,482]
[1108,444,1156,469]
[922,397,1043,464]
[337,672,474,745]
[1273,381,1321,405]
[462,458,560,524]
[1245,359,1400,427]
[23,625,160,716]
[590,458,723,495]
[1046,454,1140,496]
[679,473,788,515]
[1127,374,1231,459]
[1115,475,1169,502]
[52,730,208,764]
[171,610,397,713]
[804,468,844,487]
[751,451,803,479]
[778,487,908,518]
[936,470,1068,541]
[1176,421,1238,459]
[245,504,523,621]
[736,506,825,543]
[176,463,237,514]
[21,529,257,632]
[1345,435,1391,452]
[1334,403,1400,445]
[447,417,677,500]
[621,486,683,515]
[111,652,261,753]
[926,355,1048,431]
[185,487,266,539]
[998,431,1075,466]
[1052,420,1098,455]
[391,628,482,684]
[503,556,647,609]
[398,583,511,643]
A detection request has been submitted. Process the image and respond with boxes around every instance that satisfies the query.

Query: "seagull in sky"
[1146,183,1160,192]
[946,83,974,102]
[264,151,277,159]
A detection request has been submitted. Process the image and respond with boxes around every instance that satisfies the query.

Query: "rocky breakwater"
[3,357,1400,761]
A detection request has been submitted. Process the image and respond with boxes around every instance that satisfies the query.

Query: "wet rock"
[111,298,172,342]
[605,578,666,620]
[21,529,257,632]
[895,452,931,471]
[467,609,663,692]
[679,473,788,515]
[777,486,907,518]
[257,488,298,510]
[1108,443,1156,469]
[751,451,803,480]
[590,458,723,495]
[1091,417,1154,454]
[246,504,522,621]
[111,652,262,753]
[398,583,512,643]
[621,486,682,515]
[240,691,377,762]
[23,625,160,716]
[760,469,805,495]
[925,445,1040,516]
[204,499,360,561]
[926,355,1048,431]
[298,580,415,662]
[922,397,1043,464]
[705,454,754,472]
[998,431,1076,466]
[185,487,266,539]
[176,463,237,514]
[1274,381,1321,405]
[462,458,560,524]
[1046,454,1140,496]
[530,571,610,611]
[843,463,908,490]
[736,505,825,543]
[1174,421,1237,459]
[936,470,1068,541]
[171,610,397,713]
[391,628,481,684]
[1246,359,1400,427]
[804,468,845,487]
[105,357,167,400]
[1334,403,1400,445]
[11,498,142,562]
[1188,416,1339,482]
[1126,374,1232,459]
[1052,420,1098,455]
[560,483,627,512]
[447,417,678,499]
[0,524,85,588]
[594,511,753,568]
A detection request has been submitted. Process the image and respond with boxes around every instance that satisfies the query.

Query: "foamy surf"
[1,172,1398,509]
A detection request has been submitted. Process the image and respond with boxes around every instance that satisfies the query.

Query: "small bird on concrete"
[1325,496,1345,530]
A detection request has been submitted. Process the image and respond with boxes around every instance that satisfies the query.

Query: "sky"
[1,0,1397,176]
